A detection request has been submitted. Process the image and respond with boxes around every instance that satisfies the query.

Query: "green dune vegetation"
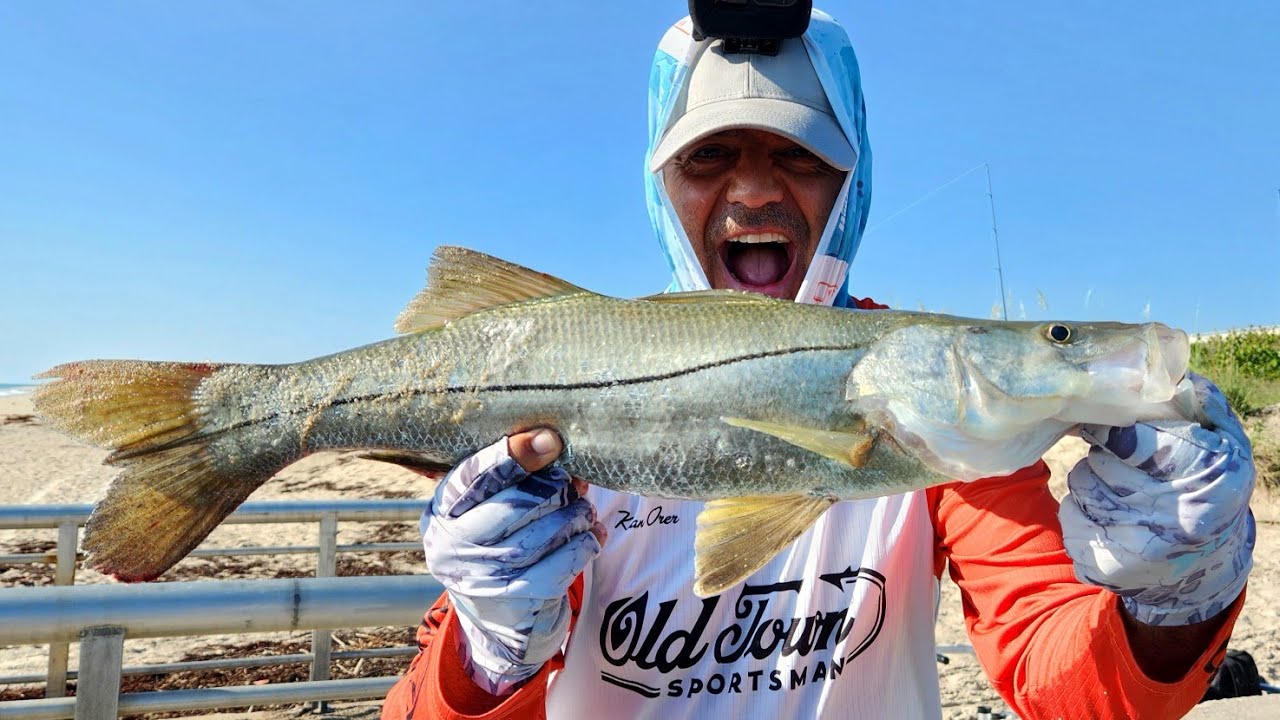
[1192,328,1280,491]
[1192,328,1280,414]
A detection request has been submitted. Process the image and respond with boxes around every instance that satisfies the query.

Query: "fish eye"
[1045,324,1073,344]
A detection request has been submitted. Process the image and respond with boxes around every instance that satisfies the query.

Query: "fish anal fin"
[352,449,453,479]
[395,246,592,334]
[694,494,835,597]
[723,417,877,468]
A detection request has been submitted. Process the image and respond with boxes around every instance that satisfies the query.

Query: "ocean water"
[0,383,34,397]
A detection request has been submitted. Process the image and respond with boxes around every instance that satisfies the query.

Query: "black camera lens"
[688,0,812,47]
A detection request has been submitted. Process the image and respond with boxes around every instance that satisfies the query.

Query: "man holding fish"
[384,9,1256,720]
[28,7,1256,720]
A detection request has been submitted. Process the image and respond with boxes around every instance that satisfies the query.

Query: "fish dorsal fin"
[395,246,590,333]
[722,417,878,467]
[639,289,777,305]
[694,494,836,597]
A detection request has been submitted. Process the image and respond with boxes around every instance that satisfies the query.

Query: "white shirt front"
[545,487,943,719]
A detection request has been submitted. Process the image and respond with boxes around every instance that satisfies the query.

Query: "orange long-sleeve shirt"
[383,466,1242,720]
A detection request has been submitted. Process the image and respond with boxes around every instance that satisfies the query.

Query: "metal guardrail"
[0,500,430,706]
[7,678,400,720]
[0,647,419,686]
[0,499,428,529]
[0,576,440,644]
[0,576,443,719]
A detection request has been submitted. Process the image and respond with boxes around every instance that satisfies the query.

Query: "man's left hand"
[1060,372,1256,626]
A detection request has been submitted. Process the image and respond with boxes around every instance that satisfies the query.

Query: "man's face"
[661,128,845,300]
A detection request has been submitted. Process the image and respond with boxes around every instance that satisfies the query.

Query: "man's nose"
[724,154,784,208]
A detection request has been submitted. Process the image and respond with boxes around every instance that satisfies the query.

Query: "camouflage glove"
[421,432,603,695]
[1060,373,1256,626]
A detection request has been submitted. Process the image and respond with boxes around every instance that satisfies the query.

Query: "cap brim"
[649,98,857,173]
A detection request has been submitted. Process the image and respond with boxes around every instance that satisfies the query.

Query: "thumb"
[508,428,564,473]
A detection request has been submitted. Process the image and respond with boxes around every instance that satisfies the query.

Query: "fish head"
[957,320,1190,424]
[846,317,1191,480]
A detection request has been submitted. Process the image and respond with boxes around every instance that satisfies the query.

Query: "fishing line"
[863,163,988,236]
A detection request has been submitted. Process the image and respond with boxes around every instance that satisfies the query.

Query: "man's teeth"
[728,232,790,245]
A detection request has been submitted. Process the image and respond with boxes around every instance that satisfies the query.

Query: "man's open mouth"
[720,233,795,288]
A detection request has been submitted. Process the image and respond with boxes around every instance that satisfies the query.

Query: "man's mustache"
[705,203,810,245]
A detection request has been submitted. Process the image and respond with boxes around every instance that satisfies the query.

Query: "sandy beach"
[1,389,1276,719]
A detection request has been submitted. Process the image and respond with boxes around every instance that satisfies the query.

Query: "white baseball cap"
[649,38,856,173]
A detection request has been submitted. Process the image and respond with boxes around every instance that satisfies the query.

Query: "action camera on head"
[688,0,813,55]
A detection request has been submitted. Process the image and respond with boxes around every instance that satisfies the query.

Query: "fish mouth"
[1144,324,1190,400]
[717,231,798,295]
[1062,323,1191,426]
[1087,323,1189,403]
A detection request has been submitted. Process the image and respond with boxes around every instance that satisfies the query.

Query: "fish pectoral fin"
[722,417,877,468]
[694,494,836,597]
[351,450,454,479]
[395,246,594,334]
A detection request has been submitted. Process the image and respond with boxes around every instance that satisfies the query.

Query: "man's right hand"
[421,429,605,696]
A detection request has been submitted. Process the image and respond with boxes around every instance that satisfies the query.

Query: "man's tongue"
[726,243,789,286]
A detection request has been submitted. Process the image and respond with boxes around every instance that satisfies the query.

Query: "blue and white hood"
[643,9,873,308]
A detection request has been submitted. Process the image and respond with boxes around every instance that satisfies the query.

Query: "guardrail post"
[310,512,339,712]
[75,626,125,720]
[46,520,79,697]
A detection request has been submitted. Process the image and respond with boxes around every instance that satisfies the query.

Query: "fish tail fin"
[34,360,220,454]
[33,360,273,581]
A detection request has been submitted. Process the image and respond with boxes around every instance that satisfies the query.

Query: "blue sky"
[1,2,1277,382]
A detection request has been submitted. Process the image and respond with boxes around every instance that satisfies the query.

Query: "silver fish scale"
[195,294,948,501]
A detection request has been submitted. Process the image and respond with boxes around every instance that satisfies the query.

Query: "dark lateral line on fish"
[112,343,860,461]
[363,341,857,415]
[431,343,861,395]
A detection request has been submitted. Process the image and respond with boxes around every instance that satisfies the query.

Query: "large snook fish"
[34,247,1195,596]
